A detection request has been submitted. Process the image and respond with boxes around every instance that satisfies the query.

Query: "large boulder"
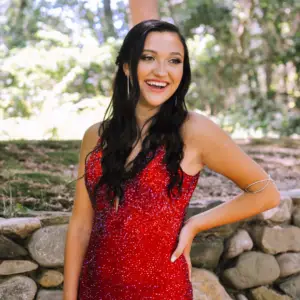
[256,196,292,224]
[250,286,291,300]
[27,224,68,267]
[191,268,232,300]
[0,218,41,238]
[222,251,280,289]
[224,229,253,259]
[279,274,300,299]
[191,236,224,270]
[0,260,38,275]
[16,210,71,226]
[276,252,300,278]
[250,225,300,254]
[0,235,28,259]
[0,275,37,300]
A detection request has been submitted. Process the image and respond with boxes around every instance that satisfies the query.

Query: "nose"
[153,61,168,77]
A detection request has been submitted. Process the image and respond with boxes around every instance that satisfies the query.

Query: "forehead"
[143,31,184,55]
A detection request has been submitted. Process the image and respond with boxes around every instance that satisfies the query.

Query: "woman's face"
[136,31,184,108]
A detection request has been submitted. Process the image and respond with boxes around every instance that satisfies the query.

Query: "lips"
[145,80,169,93]
[146,80,169,87]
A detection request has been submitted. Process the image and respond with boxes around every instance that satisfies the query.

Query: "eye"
[140,55,154,61]
[170,58,182,64]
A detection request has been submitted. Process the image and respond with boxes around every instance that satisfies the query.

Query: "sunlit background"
[1,0,299,140]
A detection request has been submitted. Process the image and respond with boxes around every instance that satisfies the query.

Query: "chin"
[146,99,168,108]
[140,95,172,107]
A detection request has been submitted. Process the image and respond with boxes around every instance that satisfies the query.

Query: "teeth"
[146,81,167,87]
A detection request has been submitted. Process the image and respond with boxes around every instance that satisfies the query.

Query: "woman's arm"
[63,123,100,300]
[185,112,280,235]
[170,113,280,276]
[129,0,159,27]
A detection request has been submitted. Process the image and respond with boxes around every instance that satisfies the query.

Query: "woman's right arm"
[63,123,101,300]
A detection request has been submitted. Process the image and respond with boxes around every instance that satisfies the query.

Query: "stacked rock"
[0,190,299,299]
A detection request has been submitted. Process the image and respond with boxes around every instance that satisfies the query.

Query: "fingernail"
[171,255,176,262]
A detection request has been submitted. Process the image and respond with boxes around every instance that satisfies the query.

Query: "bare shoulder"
[184,111,276,193]
[70,121,103,230]
[185,111,220,135]
[183,111,224,155]
[82,121,102,150]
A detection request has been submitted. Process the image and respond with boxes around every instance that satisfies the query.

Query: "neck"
[135,102,159,130]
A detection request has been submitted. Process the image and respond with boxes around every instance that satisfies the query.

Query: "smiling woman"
[123,31,185,111]
[64,19,280,300]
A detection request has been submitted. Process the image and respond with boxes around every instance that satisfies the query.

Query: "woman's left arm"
[170,113,280,278]
[185,112,280,235]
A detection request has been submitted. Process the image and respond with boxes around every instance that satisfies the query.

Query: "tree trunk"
[102,0,116,40]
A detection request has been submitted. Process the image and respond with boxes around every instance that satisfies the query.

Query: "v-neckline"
[96,138,200,179]
[124,144,164,174]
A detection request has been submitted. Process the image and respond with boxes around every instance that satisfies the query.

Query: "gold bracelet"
[242,174,274,194]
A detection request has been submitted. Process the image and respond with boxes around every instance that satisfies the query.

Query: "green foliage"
[1,0,299,137]
[1,37,121,119]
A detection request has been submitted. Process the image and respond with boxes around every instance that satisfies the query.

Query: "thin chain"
[243,174,274,194]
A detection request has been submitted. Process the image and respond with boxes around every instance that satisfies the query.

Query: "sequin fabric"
[78,138,200,299]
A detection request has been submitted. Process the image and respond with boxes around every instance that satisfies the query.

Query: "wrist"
[184,216,199,236]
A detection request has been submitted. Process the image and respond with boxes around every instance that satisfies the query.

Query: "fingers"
[184,254,192,282]
[171,241,185,262]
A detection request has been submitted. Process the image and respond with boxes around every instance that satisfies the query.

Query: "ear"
[123,63,129,77]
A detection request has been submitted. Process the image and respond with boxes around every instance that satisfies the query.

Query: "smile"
[145,80,169,92]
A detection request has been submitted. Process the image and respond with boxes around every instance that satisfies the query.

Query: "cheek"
[137,63,151,80]
[173,70,183,87]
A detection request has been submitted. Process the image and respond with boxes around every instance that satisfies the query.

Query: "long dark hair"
[87,20,191,209]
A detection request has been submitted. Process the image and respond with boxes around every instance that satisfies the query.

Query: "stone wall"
[0,189,299,300]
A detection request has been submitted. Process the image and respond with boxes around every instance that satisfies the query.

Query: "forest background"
[1,0,300,140]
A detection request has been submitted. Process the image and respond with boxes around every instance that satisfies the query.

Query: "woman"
[63,20,280,300]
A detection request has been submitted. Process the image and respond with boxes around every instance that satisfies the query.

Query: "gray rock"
[280,189,300,206]
[0,275,37,300]
[250,225,300,254]
[276,252,300,278]
[198,222,241,239]
[292,207,300,227]
[37,270,64,287]
[224,229,253,259]
[256,196,293,224]
[0,260,38,275]
[36,289,63,300]
[191,268,232,300]
[27,224,68,267]
[187,200,225,217]
[191,237,224,270]
[0,218,41,238]
[250,286,291,300]
[279,274,300,299]
[15,210,71,226]
[0,235,28,259]
[222,251,280,289]
[187,201,240,238]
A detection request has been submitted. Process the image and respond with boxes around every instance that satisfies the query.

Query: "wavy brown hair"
[85,20,192,209]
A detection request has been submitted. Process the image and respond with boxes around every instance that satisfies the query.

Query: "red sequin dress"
[78,138,200,299]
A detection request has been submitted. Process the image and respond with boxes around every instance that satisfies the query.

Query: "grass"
[0,140,80,217]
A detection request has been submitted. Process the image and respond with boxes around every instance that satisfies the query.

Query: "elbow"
[267,188,281,210]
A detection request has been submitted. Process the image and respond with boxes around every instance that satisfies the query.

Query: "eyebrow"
[143,49,183,57]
